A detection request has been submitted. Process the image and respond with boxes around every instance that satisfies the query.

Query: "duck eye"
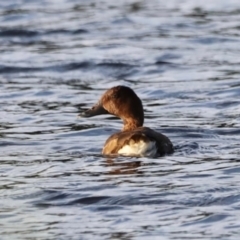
[112,92,120,99]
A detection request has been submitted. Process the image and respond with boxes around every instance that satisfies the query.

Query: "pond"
[1,0,240,239]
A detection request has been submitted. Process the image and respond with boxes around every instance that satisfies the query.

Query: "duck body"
[80,86,173,157]
[103,127,173,157]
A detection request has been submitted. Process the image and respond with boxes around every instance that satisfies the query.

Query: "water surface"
[1,0,240,239]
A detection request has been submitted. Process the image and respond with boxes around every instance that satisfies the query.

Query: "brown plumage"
[80,86,173,157]
[102,127,173,156]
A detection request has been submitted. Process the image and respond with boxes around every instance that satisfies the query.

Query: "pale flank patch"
[118,140,157,157]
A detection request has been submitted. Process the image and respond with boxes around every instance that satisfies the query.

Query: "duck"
[79,86,173,157]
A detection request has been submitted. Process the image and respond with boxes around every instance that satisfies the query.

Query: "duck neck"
[122,118,143,131]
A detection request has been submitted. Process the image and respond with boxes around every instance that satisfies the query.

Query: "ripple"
[1,0,240,239]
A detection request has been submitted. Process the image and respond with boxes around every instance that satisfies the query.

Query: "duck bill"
[79,103,108,118]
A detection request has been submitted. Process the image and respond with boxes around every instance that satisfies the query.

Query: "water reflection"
[104,158,142,175]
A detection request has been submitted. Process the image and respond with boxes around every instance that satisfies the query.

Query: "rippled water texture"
[1,0,240,239]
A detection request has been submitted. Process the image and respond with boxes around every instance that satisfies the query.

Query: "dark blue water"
[1,0,240,239]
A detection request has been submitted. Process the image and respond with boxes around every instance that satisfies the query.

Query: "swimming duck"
[80,86,173,157]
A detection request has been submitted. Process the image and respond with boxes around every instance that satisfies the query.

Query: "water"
[1,0,240,239]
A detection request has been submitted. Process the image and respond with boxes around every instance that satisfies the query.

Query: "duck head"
[80,86,144,131]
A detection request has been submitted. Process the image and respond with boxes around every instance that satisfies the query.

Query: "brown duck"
[80,86,173,157]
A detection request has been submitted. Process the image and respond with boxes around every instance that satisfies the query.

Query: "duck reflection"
[104,157,142,175]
